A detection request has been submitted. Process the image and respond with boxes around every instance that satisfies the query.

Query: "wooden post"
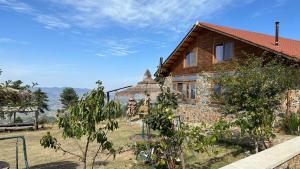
[13,112,16,123]
[286,90,292,117]
[34,111,39,130]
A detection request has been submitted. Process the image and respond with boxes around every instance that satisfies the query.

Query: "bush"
[133,141,148,155]
[15,116,23,123]
[38,115,49,125]
[283,113,300,135]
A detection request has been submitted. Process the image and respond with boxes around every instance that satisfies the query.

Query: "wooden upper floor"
[159,22,300,77]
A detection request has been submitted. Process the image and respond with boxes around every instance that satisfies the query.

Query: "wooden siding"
[169,30,266,76]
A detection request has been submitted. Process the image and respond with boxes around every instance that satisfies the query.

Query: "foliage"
[283,113,300,135]
[60,87,79,109]
[143,87,224,169]
[183,119,231,155]
[40,81,121,169]
[32,88,49,129]
[213,56,300,152]
[0,79,36,120]
[15,116,23,123]
[33,88,49,114]
[38,115,56,125]
[0,80,33,108]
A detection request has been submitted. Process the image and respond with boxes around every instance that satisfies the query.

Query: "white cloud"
[272,0,287,7]
[51,0,234,30]
[0,0,70,29]
[94,38,137,57]
[34,15,70,29]
[0,0,254,31]
[0,37,28,45]
[0,0,33,13]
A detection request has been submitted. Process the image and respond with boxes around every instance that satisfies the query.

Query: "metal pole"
[0,136,29,169]
[22,136,29,169]
[141,121,145,139]
[16,138,19,169]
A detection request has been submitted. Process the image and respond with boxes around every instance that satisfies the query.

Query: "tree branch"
[91,145,102,169]
[56,143,83,160]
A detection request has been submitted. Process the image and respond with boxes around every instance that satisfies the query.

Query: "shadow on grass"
[30,161,79,169]
[94,160,109,166]
[185,147,246,169]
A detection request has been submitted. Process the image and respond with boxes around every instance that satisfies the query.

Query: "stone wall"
[176,104,222,123]
[278,90,300,115]
[274,154,300,169]
[164,72,224,123]
[164,73,300,124]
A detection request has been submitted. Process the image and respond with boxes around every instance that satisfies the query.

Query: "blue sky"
[0,0,299,90]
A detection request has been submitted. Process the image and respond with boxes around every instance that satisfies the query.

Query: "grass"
[0,120,142,169]
[0,119,294,169]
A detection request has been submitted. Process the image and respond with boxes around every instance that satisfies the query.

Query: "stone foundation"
[176,103,222,123]
[164,73,300,123]
[274,154,300,169]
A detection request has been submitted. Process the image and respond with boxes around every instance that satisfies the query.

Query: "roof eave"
[154,23,199,76]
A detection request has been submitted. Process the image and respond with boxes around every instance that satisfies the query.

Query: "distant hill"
[32,87,90,116]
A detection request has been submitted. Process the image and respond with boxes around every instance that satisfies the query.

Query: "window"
[185,48,197,67]
[173,82,196,100]
[172,83,177,91]
[177,83,183,93]
[190,83,196,99]
[213,84,222,97]
[215,42,234,63]
[215,45,224,62]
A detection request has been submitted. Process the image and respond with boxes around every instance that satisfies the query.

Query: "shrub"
[15,116,23,123]
[283,113,300,135]
[38,115,49,125]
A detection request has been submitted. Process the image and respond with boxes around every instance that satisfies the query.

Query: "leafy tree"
[60,87,79,109]
[213,56,300,152]
[40,81,121,169]
[0,79,35,122]
[33,88,49,130]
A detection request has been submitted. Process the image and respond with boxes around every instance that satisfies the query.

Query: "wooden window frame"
[173,81,197,101]
[184,48,197,68]
[213,42,234,64]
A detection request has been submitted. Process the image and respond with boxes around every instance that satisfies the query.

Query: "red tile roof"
[198,22,300,61]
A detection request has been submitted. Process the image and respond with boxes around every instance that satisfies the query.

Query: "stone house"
[157,22,300,123]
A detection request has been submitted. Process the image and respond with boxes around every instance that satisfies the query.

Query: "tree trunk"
[35,111,39,130]
[91,146,102,169]
[82,135,91,169]
[13,112,16,123]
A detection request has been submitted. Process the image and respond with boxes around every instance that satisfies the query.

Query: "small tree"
[60,87,79,109]
[214,56,299,152]
[33,88,49,130]
[40,81,121,169]
[144,88,221,169]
